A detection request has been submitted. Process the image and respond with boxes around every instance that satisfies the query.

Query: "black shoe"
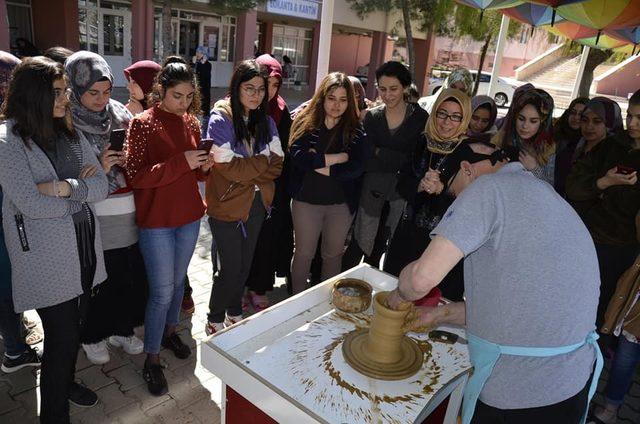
[161,333,191,359]
[68,382,98,408]
[1,347,41,373]
[143,361,168,396]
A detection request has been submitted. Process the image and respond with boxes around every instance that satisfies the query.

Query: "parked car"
[426,70,519,107]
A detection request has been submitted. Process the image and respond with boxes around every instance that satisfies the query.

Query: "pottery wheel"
[342,329,423,381]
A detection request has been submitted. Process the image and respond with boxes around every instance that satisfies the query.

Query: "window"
[78,5,99,52]
[479,73,490,83]
[220,16,236,62]
[7,0,34,55]
[271,25,313,84]
[78,0,128,55]
[103,14,124,55]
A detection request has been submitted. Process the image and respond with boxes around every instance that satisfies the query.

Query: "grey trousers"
[291,200,353,294]
[207,193,265,322]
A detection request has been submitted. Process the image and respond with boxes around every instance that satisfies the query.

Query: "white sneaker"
[108,335,144,355]
[82,341,110,365]
[224,314,243,328]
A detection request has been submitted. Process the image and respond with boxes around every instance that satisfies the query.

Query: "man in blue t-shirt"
[388,142,600,424]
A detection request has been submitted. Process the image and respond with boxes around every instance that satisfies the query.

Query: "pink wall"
[432,29,558,77]
[596,55,640,98]
[329,33,372,76]
[235,10,257,63]
[31,0,79,51]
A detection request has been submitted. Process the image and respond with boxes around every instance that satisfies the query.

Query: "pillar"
[235,9,257,63]
[132,0,155,61]
[31,0,79,51]
[0,0,9,51]
[309,21,321,89]
[413,38,428,97]
[366,31,387,100]
[315,0,334,90]
[487,14,509,99]
[264,21,274,54]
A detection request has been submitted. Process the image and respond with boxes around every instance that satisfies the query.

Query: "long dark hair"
[0,56,73,147]
[228,59,270,152]
[150,62,201,115]
[289,72,360,148]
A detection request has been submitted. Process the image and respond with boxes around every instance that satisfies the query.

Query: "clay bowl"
[332,279,373,313]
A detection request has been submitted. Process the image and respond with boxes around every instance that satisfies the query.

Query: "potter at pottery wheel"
[342,291,423,380]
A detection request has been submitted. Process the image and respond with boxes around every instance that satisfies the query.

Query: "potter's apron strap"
[461,330,603,424]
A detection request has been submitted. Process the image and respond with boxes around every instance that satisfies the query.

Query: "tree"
[451,7,521,95]
[562,41,614,97]
[346,0,451,80]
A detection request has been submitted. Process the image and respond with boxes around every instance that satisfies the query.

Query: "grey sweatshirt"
[0,120,108,312]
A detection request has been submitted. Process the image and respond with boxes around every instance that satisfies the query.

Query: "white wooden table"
[201,264,471,424]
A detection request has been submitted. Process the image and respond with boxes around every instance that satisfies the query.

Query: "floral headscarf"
[496,88,555,165]
[424,88,472,154]
[442,68,474,97]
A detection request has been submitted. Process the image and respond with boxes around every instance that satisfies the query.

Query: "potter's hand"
[387,289,413,311]
[404,306,441,333]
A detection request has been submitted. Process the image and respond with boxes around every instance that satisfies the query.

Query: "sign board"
[267,0,319,20]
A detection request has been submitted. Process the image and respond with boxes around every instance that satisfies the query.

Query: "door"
[99,9,131,87]
[179,21,200,63]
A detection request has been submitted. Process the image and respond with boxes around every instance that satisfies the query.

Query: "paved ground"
[2,218,640,423]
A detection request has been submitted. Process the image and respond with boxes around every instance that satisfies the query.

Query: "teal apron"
[461,330,603,424]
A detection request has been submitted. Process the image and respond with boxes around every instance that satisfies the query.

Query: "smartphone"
[109,129,126,152]
[198,138,214,153]
[617,165,635,175]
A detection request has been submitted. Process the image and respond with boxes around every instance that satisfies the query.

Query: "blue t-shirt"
[432,162,599,409]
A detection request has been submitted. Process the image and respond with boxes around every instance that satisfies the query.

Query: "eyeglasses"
[435,110,463,123]
[53,87,71,101]
[241,85,266,97]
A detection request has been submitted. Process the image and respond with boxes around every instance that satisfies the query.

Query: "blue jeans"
[139,219,200,354]
[606,335,640,405]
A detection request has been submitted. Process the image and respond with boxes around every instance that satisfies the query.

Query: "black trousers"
[80,244,148,344]
[208,194,265,322]
[385,218,465,301]
[471,374,591,424]
[36,294,88,424]
[594,243,638,328]
[342,203,391,271]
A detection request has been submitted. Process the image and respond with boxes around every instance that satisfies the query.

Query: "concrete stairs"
[518,55,627,115]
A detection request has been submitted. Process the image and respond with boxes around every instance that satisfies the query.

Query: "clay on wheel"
[342,291,423,380]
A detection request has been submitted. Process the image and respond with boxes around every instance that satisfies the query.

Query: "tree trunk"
[473,32,492,96]
[578,48,613,98]
[400,0,416,80]
[161,0,173,59]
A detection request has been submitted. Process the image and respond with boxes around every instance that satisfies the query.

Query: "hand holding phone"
[616,165,636,175]
[198,138,214,153]
[109,129,127,152]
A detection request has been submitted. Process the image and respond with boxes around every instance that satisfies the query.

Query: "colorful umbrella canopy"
[543,20,598,39]
[502,3,563,26]
[577,33,630,49]
[528,0,587,26]
[558,0,640,31]
[606,26,640,45]
[455,0,524,11]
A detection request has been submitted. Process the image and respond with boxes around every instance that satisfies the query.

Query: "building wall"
[328,33,371,76]
[432,29,558,77]
[31,0,79,51]
[596,55,640,98]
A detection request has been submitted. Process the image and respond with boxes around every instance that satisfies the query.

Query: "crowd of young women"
[0,47,639,423]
